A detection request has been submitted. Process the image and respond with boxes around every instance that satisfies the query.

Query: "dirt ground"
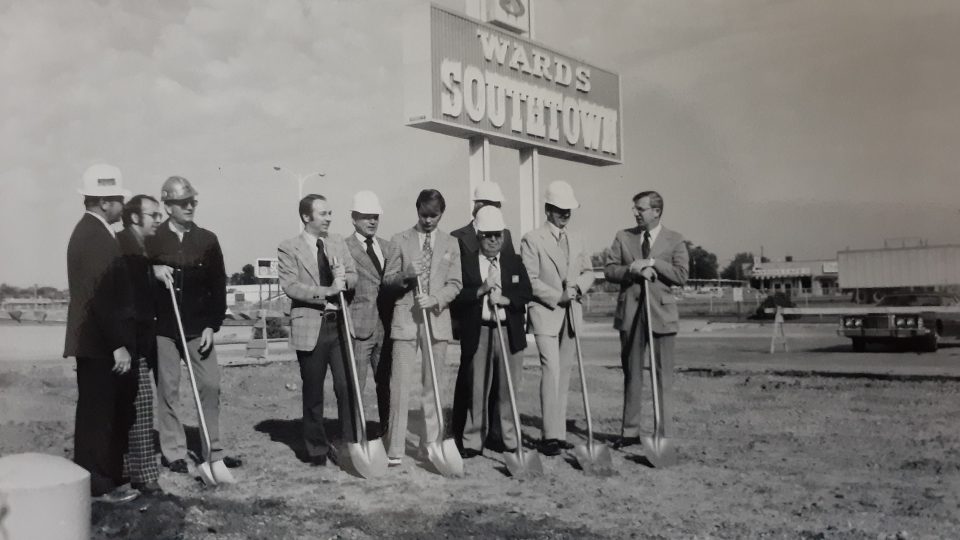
[1,329,959,539]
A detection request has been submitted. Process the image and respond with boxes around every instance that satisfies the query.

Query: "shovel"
[165,283,222,486]
[568,306,614,475]
[416,276,464,477]
[488,296,543,478]
[337,290,388,478]
[641,282,676,468]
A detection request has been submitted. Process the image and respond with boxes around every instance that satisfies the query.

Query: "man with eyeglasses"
[450,206,531,458]
[277,194,358,467]
[65,163,139,503]
[520,180,595,457]
[603,190,688,452]
[117,194,163,494]
[148,176,241,478]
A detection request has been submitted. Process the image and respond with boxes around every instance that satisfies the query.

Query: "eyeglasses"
[145,212,164,220]
[169,198,198,208]
[634,206,654,212]
[479,231,503,240]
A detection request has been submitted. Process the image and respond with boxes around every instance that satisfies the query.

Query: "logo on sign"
[500,0,525,17]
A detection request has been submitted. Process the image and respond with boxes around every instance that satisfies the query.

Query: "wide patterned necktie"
[487,256,501,289]
[422,232,433,293]
[365,237,383,276]
[641,231,651,259]
[316,238,333,286]
[558,230,569,263]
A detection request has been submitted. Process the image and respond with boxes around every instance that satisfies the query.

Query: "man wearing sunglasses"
[520,180,595,457]
[117,194,163,494]
[450,206,532,458]
[147,176,241,478]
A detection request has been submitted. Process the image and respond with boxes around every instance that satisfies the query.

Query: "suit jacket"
[278,232,358,351]
[146,221,227,339]
[63,213,135,360]
[382,227,462,341]
[451,222,517,257]
[344,233,398,340]
[520,224,595,336]
[452,250,532,357]
[604,226,689,334]
[118,227,158,361]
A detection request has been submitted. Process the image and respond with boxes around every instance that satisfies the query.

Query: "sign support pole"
[468,136,491,212]
[519,148,540,235]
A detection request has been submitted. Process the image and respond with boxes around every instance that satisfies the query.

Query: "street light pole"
[273,166,325,232]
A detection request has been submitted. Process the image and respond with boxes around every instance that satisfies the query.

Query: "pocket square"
[511,275,520,283]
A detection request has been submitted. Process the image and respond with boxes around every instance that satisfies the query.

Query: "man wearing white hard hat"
[520,180,595,457]
[450,181,516,450]
[450,206,532,458]
[344,190,399,434]
[64,163,139,502]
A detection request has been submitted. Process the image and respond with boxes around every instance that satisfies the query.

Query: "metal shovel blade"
[573,443,615,476]
[504,451,544,478]
[426,439,464,477]
[210,460,236,484]
[195,462,218,486]
[345,438,389,479]
[642,435,677,468]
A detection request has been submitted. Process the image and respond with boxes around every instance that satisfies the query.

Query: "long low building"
[749,258,839,297]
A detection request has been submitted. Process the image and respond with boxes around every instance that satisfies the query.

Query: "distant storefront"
[749,259,839,297]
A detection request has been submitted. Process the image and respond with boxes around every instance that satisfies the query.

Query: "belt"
[481,320,506,328]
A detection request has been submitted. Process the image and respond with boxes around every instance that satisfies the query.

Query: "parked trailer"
[838,245,960,303]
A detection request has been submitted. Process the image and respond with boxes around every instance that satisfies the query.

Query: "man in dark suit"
[604,190,689,450]
[450,181,516,448]
[64,163,138,502]
[451,207,532,457]
[277,194,358,466]
[117,194,163,494]
[344,190,397,434]
[148,176,238,479]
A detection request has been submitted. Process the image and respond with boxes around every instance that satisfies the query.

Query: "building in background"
[750,257,839,297]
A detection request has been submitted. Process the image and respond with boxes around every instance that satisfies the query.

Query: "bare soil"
[1,333,958,539]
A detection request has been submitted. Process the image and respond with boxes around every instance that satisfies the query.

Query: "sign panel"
[404,4,622,166]
[487,0,530,34]
[732,287,744,302]
[255,258,279,280]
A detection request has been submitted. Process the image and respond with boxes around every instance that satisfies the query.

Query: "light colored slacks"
[533,315,576,440]
[461,325,523,451]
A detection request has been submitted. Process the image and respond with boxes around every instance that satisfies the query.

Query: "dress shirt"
[301,230,340,310]
[416,230,436,252]
[478,253,506,322]
[643,222,662,248]
[354,231,384,268]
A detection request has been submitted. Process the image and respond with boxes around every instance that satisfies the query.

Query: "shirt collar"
[85,211,115,237]
[354,231,375,245]
[302,230,321,246]
[644,222,663,242]
[547,221,565,240]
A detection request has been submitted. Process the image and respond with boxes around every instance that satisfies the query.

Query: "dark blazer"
[146,221,226,339]
[63,213,135,360]
[344,234,398,340]
[452,249,532,358]
[118,227,158,364]
[452,222,517,258]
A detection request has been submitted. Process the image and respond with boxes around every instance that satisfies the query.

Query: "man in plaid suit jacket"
[278,194,358,466]
[381,189,462,466]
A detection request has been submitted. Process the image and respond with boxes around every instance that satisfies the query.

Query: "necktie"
[558,230,570,275]
[422,232,433,293]
[365,237,383,276]
[641,231,651,259]
[487,256,501,289]
[316,238,333,286]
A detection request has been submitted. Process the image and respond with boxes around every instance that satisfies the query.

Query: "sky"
[2,0,959,288]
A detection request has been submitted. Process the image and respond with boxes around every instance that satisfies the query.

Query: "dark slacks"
[297,316,357,458]
[620,303,676,438]
[74,356,137,496]
[458,325,523,452]
[351,322,392,435]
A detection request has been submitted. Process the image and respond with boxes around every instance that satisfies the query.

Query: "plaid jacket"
[344,234,397,340]
[277,232,357,351]
[382,227,462,341]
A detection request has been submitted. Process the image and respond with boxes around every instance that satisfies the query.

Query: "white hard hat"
[78,163,131,198]
[472,182,504,202]
[544,180,579,210]
[352,190,383,214]
[475,206,506,232]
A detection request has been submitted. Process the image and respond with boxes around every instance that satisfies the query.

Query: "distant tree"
[721,252,755,281]
[590,248,611,268]
[229,264,258,285]
[685,241,718,280]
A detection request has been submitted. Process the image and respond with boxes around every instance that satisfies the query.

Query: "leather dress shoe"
[94,486,139,504]
[612,436,641,450]
[309,454,328,467]
[131,481,162,495]
[459,448,482,459]
[539,439,562,457]
[556,439,574,450]
[221,456,243,468]
[161,457,189,474]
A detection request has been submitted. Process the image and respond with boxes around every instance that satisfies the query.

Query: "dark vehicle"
[838,293,960,352]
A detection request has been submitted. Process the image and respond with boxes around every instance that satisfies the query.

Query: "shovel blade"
[426,439,464,477]
[504,451,544,478]
[210,460,237,484]
[642,435,677,468]
[573,443,615,476]
[195,462,218,486]
[345,438,389,478]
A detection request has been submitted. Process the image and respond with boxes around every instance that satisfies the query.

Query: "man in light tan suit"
[381,189,462,466]
[520,180,594,457]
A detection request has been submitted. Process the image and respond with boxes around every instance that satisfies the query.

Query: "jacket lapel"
[347,234,378,277]
[298,236,320,285]
[539,226,565,277]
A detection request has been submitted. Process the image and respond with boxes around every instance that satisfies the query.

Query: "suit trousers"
[460,325,523,452]
[74,357,137,496]
[620,305,676,438]
[156,335,223,462]
[534,315,576,440]
[351,322,391,434]
[297,319,357,458]
[385,326,447,459]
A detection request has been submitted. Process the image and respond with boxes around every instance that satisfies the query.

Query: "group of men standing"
[65,166,240,503]
[276,178,689,468]
[65,161,689,496]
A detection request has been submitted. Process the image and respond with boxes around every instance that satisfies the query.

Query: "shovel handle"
[167,282,215,463]
[416,275,447,439]
[568,306,595,455]
[337,290,368,444]
[642,280,665,438]
[488,295,525,463]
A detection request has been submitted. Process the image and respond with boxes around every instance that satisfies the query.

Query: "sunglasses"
[168,198,198,208]
[479,231,503,240]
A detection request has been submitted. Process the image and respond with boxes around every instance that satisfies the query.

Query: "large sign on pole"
[404,4,622,166]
